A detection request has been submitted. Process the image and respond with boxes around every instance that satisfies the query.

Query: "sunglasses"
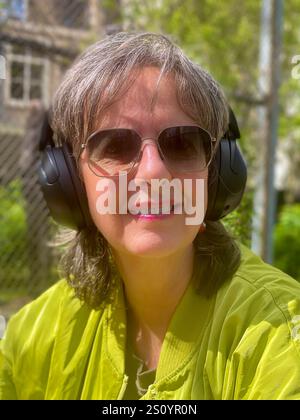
[81,126,217,177]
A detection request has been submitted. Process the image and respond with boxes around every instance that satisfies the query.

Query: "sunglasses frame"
[80,125,217,178]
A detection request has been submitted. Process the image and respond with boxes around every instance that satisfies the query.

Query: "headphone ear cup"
[206,138,247,221]
[39,143,93,230]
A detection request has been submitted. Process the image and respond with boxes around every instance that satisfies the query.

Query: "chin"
[120,231,195,258]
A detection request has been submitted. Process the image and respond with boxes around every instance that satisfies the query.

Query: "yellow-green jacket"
[1,245,300,400]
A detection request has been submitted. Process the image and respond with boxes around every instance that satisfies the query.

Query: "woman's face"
[80,67,208,258]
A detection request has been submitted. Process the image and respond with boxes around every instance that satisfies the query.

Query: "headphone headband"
[227,107,241,140]
[39,110,55,150]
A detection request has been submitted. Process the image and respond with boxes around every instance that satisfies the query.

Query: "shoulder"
[0,279,92,376]
[233,244,300,318]
[4,279,78,336]
[0,279,106,399]
[208,244,300,399]
[1,280,80,360]
[215,243,300,332]
[236,242,298,289]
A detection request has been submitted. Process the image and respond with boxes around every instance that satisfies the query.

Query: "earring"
[199,222,206,233]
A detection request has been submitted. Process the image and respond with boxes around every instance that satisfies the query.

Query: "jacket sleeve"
[208,258,300,401]
[0,280,69,400]
[233,315,300,400]
[226,276,300,400]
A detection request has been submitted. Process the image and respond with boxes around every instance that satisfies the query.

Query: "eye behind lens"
[158,126,212,172]
[87,128,141,176]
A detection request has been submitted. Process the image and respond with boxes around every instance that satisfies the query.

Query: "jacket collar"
[105,272,213,385]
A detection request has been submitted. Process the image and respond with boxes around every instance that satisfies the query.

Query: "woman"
[1,32,300,400]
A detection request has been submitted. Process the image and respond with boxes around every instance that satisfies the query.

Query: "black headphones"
[38,107,247,230]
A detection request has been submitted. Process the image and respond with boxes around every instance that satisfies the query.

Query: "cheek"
[180,171,208,213]
[80,160,122,234]
[190,175,208,226]
[81,166,99,215]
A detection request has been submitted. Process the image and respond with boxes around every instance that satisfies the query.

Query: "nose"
[133,140,172,181]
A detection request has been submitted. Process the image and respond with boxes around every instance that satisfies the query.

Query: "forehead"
[96,67,194,132]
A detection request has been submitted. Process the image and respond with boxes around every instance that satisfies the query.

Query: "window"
[1,0,28,21]
[5,44,49,106]
[10,61,25,98]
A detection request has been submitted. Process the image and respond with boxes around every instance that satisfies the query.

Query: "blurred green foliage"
[0,179,26,254]
[0,179,30,289]
[0,179,59,299]
[274,204,300,281]
[222,188,254,248]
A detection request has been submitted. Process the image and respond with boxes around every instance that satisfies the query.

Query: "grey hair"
[51,32,229,162]
[51,32,240,308]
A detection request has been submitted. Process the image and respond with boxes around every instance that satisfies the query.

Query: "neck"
[112,245,194,343]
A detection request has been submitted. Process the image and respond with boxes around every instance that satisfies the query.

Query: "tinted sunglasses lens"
[87,129,140,175]
[158,126,212,172]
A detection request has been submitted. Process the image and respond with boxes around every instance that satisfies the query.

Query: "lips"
[129,202,181,215]
[136,204,174,215]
